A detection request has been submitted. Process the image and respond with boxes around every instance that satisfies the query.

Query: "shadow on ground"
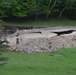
[0,52,8,67]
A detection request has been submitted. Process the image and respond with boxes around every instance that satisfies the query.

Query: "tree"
[11,0,28,17]
[35,0,41,20]
[65,0,76,19]
[46,0,57,19]
[25,0,36,20]
[58,0,76,19]
[0,0,76,20]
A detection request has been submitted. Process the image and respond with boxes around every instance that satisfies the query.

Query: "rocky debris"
[3,25,16,34]
[2,25,35,34]
[6,27,76,54]
[8,35,76,54]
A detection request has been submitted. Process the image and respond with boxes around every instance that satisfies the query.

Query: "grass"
[4,19,76,27]
[0,48,76,75]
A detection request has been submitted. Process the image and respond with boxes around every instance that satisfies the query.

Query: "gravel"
[6,27,76,54]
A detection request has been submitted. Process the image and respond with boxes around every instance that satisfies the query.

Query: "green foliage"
[26,0,36,15]
[5,19,76,27]
[12,4,28,17]
[0,0,76,19]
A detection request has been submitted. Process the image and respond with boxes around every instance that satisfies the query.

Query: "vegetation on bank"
[0,48,76,75]
[4,19,76,27]
[0,0,76,20]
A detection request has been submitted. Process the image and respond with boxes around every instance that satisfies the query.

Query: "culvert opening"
[53,30,74,36]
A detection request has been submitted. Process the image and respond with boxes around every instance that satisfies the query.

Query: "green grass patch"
[0,48,76,75]
[4,19,76,27]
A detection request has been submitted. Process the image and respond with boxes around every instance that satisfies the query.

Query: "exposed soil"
[2,26,76,54]
[0,26,76,54]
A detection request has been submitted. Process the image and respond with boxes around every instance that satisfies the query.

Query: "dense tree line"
[0,0,76,20]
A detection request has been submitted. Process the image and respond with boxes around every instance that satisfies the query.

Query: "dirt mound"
[9,35,76,54]
[6,27,76,54]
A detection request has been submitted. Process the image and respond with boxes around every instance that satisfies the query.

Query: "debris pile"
[5,27,76,54]
[9,35,76,54]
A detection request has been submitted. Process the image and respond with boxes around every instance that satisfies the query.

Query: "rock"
[2,42,6,45]
[6,27,76,54]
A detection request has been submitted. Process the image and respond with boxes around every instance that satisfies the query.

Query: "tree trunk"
[48,0,52,8]
[35,0,41,20]
[46,0,57,19]
[58,6,66,19]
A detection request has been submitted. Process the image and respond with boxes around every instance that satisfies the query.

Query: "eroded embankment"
[6,28,76,54]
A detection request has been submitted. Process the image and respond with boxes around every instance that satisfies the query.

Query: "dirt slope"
[6,27,76,54]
